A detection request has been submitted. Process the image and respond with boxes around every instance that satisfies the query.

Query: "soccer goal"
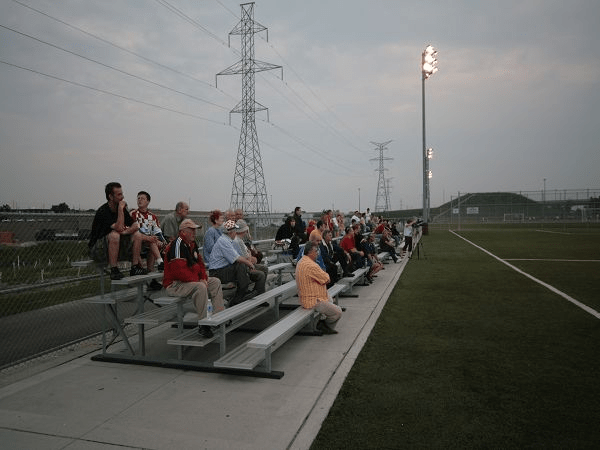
[503,213,525,223]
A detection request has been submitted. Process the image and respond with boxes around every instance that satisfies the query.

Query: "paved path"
[0,257,409,450]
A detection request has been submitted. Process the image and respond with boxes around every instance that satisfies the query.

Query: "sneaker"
[110,267,124,280]
[130,265,148,276]
[157,261,164,272]
[199,325,214,338]
[147,279,163,291]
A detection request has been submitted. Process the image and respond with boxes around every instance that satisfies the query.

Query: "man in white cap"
[208,219,257,306]
[162,218,224,338]
[234,219,267,293]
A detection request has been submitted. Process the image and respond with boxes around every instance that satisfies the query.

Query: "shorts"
[89,233,133,263]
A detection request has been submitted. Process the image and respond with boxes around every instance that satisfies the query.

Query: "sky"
[1,0,599,214]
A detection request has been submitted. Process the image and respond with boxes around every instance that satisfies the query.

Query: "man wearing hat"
[162,218,224,338]
[233,219,267,294]
[209,219,257,306]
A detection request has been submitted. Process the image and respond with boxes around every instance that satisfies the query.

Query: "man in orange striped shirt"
[295,241,342,334]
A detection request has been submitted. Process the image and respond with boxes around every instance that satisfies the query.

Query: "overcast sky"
[1,0,599,214]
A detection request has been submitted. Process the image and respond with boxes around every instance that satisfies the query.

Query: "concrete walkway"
[0,257,409,450]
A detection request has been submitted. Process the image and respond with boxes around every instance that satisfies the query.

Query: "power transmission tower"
[216,3,282,226]
[385,177,394,211]
[370,140,393,212]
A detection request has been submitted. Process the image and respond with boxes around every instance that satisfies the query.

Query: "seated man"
[296,241,342,334]
[163,219,224,338]
[379,227,399,263]
[320,229,351,286]
[233,219,267,292]
[88,182,148,280]
[295,227,326,270]
[209,220,260,306]
[361,233,384,282]
[161,201,189,242]
[340,224,365,272]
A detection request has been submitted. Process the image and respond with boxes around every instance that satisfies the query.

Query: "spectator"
[390,221,401,246]
[203,209,224,263]
[275,216,300,258]
[295,224,326,270]
[340,224,365,272]
[163,219,224,338]
[402,219,415,258]
[305,219,316,238]
[292,206,307,243]
[88,182,146,280]
[295,241,342,334]
[320,228,351,286]
[335,212,345,237]
[130,191,165,273]
[379,227,399,263]
[234,219,267,292]
[161,201,189,242]
[362,233,384,282]
[209,220,258,306]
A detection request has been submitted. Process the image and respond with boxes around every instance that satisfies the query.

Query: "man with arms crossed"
[296,240,342,335]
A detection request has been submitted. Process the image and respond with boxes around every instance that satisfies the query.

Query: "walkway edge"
[288,256,411,450]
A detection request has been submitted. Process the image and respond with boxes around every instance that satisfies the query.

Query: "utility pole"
[216,2,282,226]
[370,140,393,212]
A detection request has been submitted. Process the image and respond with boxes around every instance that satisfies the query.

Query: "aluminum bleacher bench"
[168,280,298,358]
[213,284,344,375]
[377,251,390,263]
[339,266,369,296]
[267,262,293,286]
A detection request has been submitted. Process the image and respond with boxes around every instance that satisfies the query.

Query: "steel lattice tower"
[216,3,282,225]
[370,140,393,212]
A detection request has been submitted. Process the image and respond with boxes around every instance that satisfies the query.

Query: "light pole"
[422,44,438,223]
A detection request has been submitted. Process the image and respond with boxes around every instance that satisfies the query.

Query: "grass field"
[311,225,600,449]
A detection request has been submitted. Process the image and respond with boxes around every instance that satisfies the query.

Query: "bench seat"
[328,283,348,305]
[213,284,341,374]
[168,280,299,357]
[339,267,369,296]
[80,287,138,304]
[214,307,318,372]
[123,296,190,325]
[377,251,390,262]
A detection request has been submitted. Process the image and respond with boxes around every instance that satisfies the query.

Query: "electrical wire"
[0,59,228,126]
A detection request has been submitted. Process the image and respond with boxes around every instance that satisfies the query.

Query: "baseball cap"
[179,218,201,230]
[224,219,239,231]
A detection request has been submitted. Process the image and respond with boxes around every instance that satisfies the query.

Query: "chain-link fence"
[2,192,598,370]
[430,189,600,224]
[0,210,294,370]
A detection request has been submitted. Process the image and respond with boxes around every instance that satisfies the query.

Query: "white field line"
[450,231,600,320]
[504,259,600,262]
[535,229,571,235]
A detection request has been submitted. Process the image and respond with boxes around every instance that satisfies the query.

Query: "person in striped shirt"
[295,240,342,334]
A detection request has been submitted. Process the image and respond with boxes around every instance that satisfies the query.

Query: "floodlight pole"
[421,45,438,223]
[421,72,428,223]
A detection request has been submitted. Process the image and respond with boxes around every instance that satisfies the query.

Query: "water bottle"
[206,298,213,318]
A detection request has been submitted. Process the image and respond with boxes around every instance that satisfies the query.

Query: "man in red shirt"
[340,224,365,272]
[163,219,224,338]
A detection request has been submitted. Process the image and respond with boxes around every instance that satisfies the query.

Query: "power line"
[11,0,230,98]
[0,23,230,111]
[0,59,228,125]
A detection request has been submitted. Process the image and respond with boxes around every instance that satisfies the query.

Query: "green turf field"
[311,226,600,449]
